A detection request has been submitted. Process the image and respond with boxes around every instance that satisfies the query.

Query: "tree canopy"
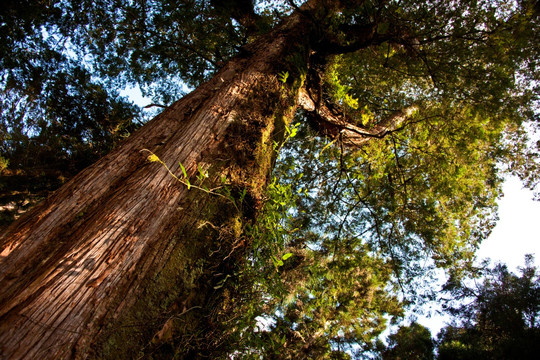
[1,0,539,358]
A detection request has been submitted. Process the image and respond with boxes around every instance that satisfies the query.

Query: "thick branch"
[298,88,418,147]
[329,22,380,53]
[211,0,261,35]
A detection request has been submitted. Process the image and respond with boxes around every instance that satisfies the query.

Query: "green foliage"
[302,0,539,297]
[278,104,509,306]
[0,156,8,172]
[213,118,405,359]
[325,60,360,111]
[0,1,144,226]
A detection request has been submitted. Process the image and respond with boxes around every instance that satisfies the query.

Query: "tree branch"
[317,22,385,55]
[298,88,418,147]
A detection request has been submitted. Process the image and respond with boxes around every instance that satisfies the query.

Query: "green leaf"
[278,71,289,83]
[197,164,207,178]
[179,162,188,179]
[318,138,337,158]
[179,162,190,189]
[240,188,247,202]
[282,253,293,260]
[289,124,298,138]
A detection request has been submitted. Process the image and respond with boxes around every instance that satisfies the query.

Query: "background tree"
[438,255,540,360]
[0,0,538,358]
[0,0,141,227]
[382,322,434,360]
[375,257,540,360]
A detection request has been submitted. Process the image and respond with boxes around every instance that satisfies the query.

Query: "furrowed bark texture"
[0,10,311,359]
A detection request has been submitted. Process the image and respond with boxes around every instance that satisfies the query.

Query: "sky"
[477,176,540,271]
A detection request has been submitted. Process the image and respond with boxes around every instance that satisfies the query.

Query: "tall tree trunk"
[0,10,312,359]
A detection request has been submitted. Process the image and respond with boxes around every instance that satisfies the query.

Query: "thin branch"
[143,103,169,109]
[343,170,408,294]
[286,0,312,18]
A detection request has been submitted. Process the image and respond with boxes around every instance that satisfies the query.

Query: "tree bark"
[0,9,312,359]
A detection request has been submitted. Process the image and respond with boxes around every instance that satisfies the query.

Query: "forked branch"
[298,88,418,147]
